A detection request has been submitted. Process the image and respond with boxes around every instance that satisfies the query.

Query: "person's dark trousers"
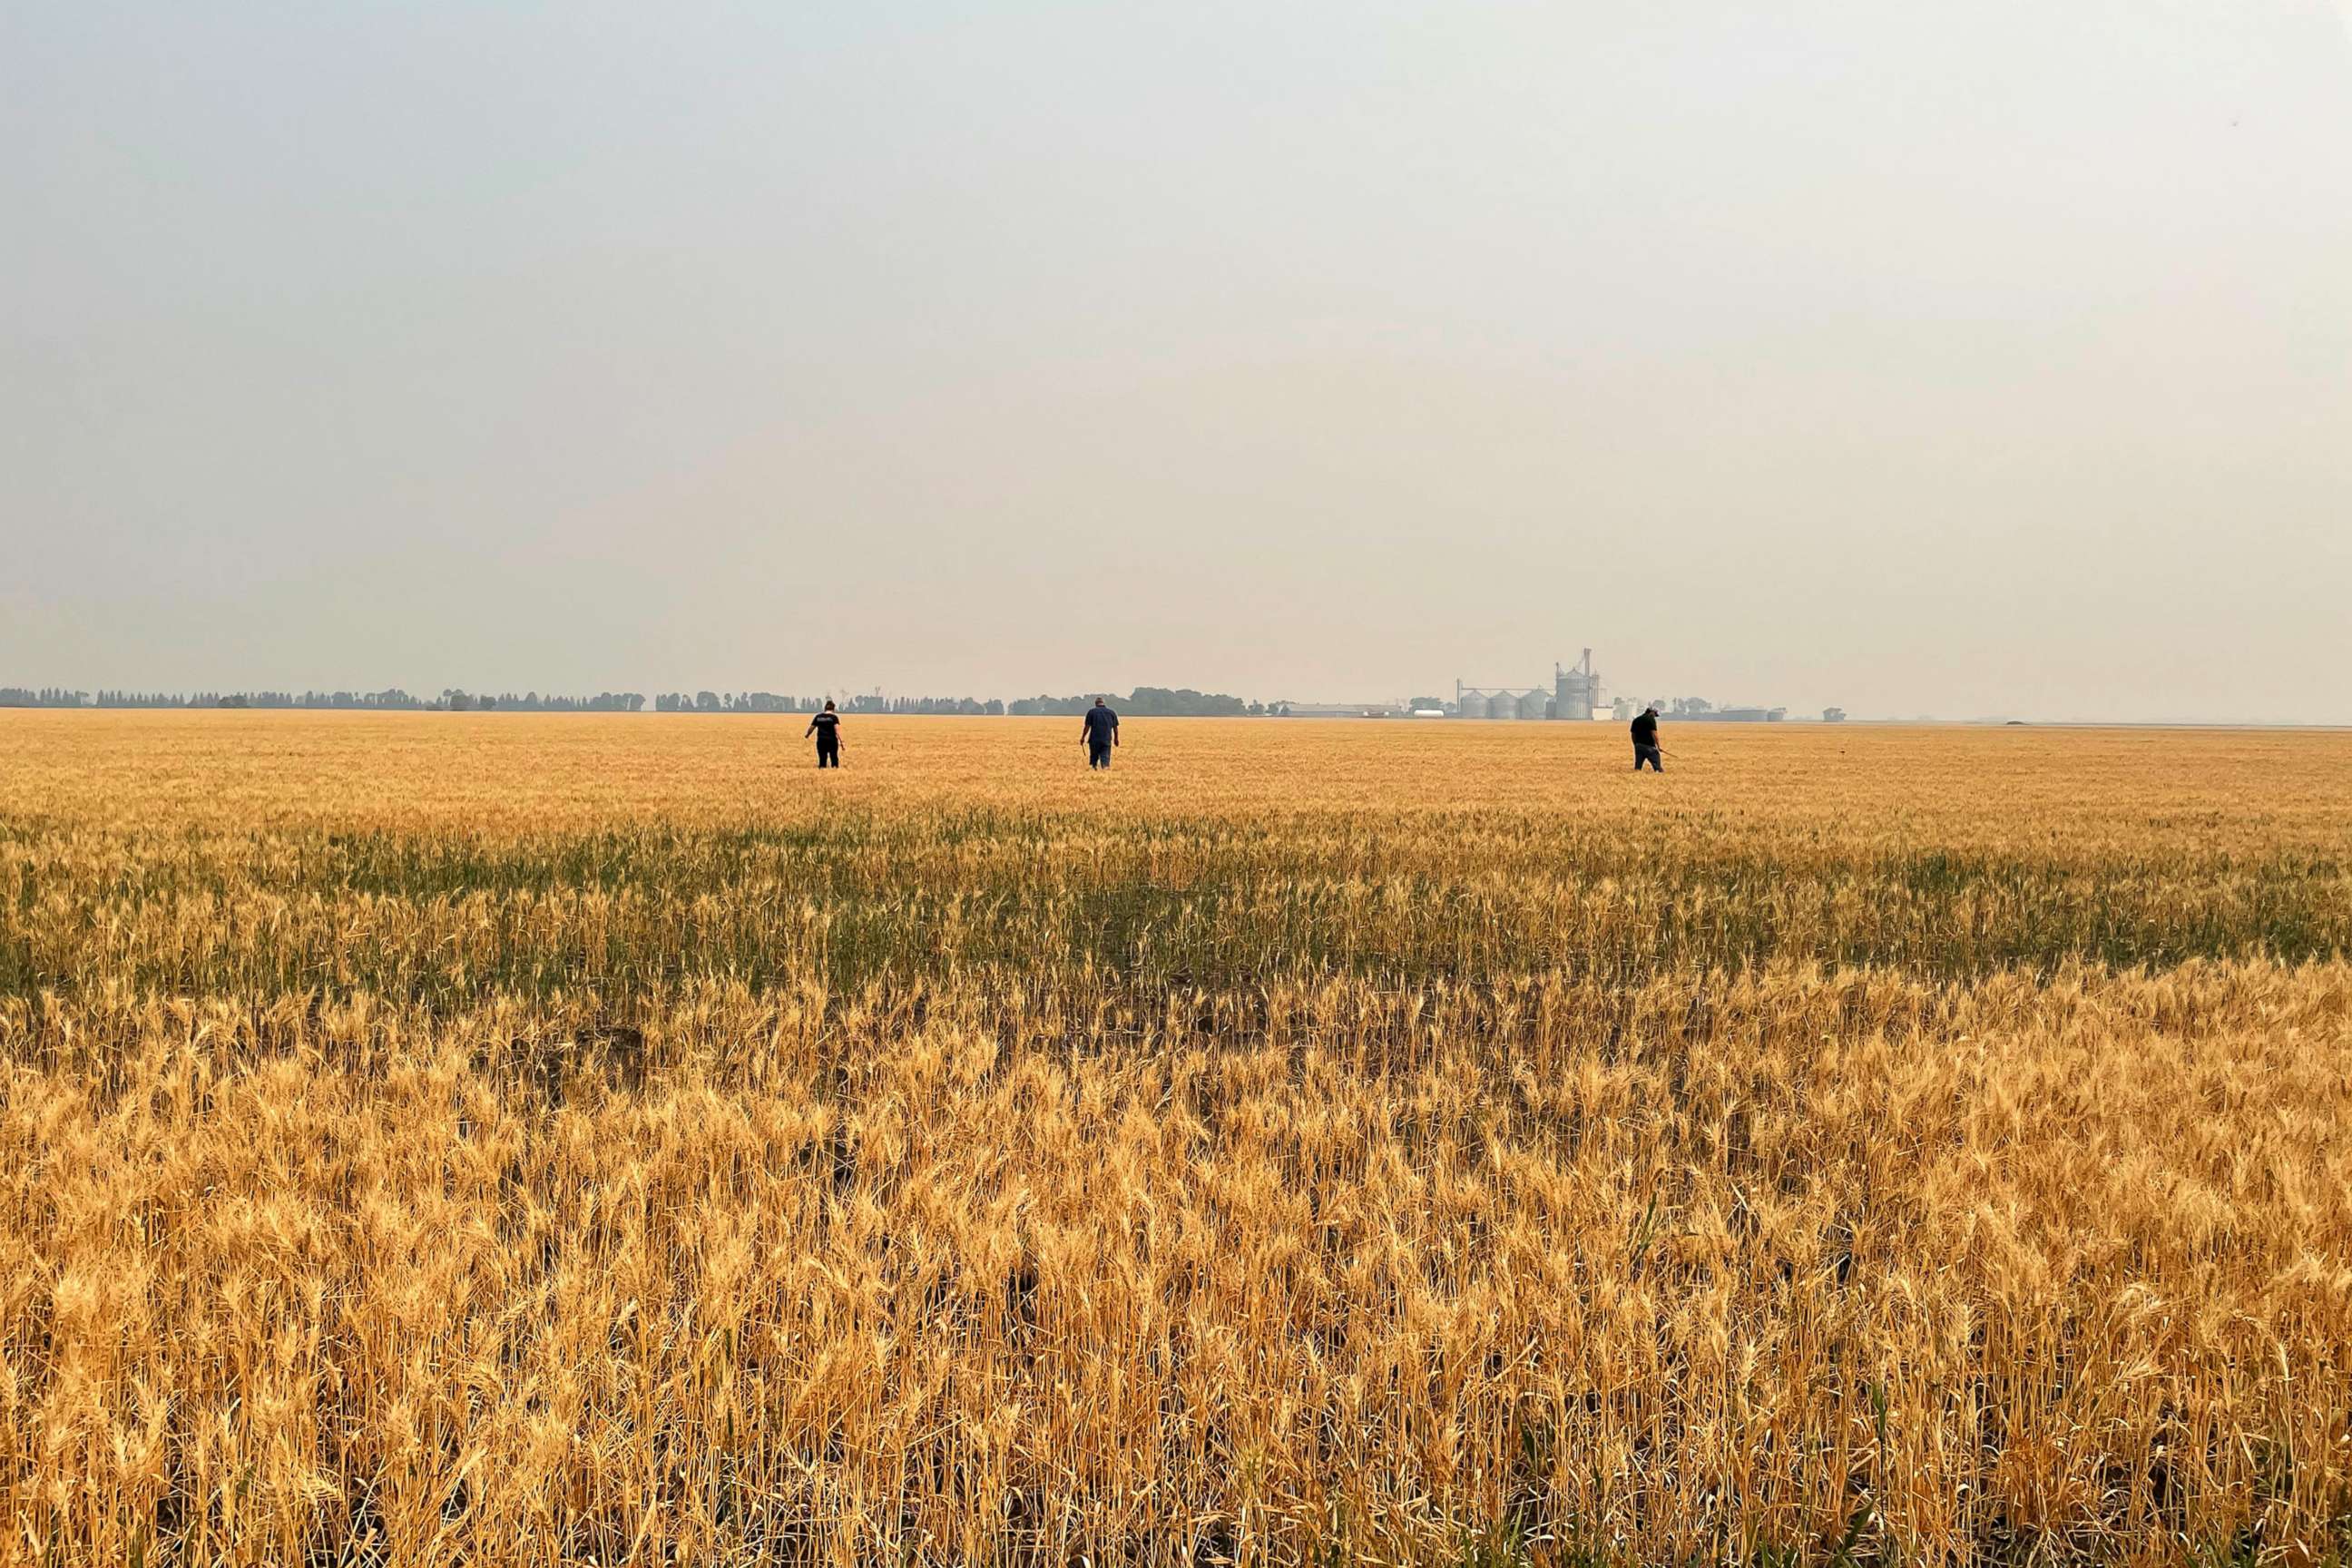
[1089,742,1112,769]
[817,741,840,769]
[1634,744,1662,771]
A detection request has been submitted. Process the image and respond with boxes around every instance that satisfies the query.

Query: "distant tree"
[1010,687,1253,718]
[1126,686,1248,717]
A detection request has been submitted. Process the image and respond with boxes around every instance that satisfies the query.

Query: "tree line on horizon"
[5,684,1282,716]
[1008,687,1279,717]
[0,689,649,712]
[650,692,1005,715]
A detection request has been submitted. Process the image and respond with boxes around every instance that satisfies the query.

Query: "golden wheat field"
[3,711,2349,1568]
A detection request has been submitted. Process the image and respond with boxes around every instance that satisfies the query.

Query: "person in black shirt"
[1081,698,1119,769]
[1631,705,1662,771]
[806,701,842,768]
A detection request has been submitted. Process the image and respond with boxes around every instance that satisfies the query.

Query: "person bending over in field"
[806,701,842,768]
[1631,704,1663,771]
[1081,697,1120,769]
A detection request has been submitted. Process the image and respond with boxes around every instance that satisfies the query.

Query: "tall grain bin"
[1517,691,1549,720]
[1554,650,1600,718]
[1456,691,1490,720]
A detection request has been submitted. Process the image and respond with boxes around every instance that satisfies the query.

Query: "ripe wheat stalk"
[1,712,2347,1565]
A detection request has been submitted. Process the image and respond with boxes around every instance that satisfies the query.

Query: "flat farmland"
[3,713,2348,1565]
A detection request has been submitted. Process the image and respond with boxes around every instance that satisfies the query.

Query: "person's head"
[1644,705,1658,716]
[1093,697,1105,707]
[823,700,835,711]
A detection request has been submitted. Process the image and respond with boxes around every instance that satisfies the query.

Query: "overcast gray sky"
[5,2,2348,720]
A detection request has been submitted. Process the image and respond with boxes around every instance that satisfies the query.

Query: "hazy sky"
[5,2,2348,720]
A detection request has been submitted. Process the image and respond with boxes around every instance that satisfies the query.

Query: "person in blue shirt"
[1080,698,1120,769]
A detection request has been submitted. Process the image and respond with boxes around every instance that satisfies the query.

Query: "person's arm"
[805,718,816,737]
[1112,717,1120,746]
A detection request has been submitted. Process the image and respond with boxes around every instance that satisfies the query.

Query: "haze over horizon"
[6,3,2348,724]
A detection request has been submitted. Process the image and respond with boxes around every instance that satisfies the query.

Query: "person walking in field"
[1631,704,1663,771]
[806,701,842,768]
[1081,697,1120,769]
